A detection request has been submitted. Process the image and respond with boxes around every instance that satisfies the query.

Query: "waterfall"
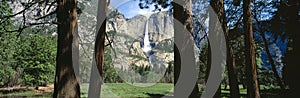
[141,14,155,68]
[142,19,151,54]
[141,13,152,55]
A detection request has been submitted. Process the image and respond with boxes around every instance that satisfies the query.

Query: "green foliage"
[0,1,13,33]
[159,62,173,83]
[156,39,174,53]
[0,32,20,87]
[0,64,15,87]
[198,33,267,87]
[0,2,12,17]
[19,35,57,86]
[103,47,123,83]
[198,43,208,83]
[258,68,278,89]
[0,2,18,87]
[0,32,57,87]
[229,33,265,85]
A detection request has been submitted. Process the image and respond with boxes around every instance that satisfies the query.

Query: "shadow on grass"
[146,93,165,98]
[0,88,28,94]
[145,92,173,98]
[221,88,288,98]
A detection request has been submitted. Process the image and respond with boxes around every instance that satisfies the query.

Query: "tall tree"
[173,0,200,97]
[87,0,107,97]
[281,0,300,96]
[53,0,81,97]
[253,14,285,90]
[73,24,80,83]
[210,0,240,97]
[251,0,286,90]
[243,0,260,97]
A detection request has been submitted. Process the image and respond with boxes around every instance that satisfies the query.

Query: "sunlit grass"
[0,83,173,98]
[0,83,282,97]
[80,83,173,98]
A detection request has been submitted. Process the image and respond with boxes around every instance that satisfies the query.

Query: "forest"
[0,0,299,97]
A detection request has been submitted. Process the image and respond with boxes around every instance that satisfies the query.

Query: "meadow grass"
[0,83,282,97]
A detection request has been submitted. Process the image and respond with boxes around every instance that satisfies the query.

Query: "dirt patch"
[0,84,54,94]
[34,84,54,93]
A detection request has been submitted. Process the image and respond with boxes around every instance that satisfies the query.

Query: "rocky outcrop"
[106,10,174,70]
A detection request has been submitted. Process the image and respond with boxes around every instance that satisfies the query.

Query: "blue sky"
[110,0,169,18]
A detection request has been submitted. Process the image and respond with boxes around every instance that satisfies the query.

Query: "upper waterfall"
[142,19,152,55]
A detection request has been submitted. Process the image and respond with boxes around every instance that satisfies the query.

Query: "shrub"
[20,35,56,86]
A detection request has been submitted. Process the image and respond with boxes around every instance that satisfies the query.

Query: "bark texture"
[210,0,240,97]
[243,0,260,97]
[53,0,80,97]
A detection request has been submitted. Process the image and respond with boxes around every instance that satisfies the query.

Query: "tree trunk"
[261,32,285,90]
[283,0,300,97]
[173,0,200,97]
[210,0,240,97]
[253,9,285,90]
[243,0,260,97]
[87,0,107,97]
[73,24,80,83]
[53,0,80,97]
[226,48,240,98]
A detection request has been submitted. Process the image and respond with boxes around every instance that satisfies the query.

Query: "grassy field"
[81,83,173,97]
[0,83,282,97]
[0,83,173,98]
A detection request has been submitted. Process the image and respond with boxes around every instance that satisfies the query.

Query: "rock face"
[106,10,174,71]
[106,11,174,40]
[148,12,174,41]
